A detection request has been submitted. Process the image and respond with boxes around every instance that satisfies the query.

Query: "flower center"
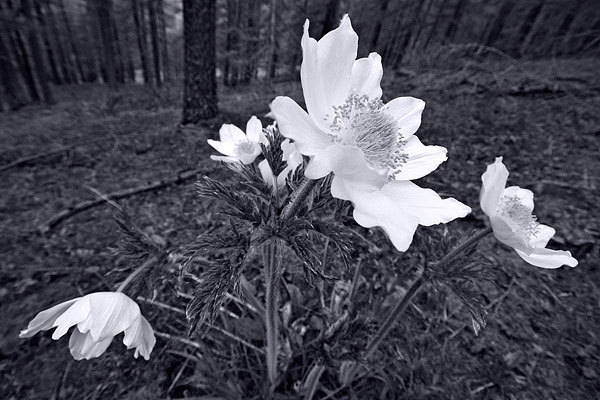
[328,94,406,177]
[497,195,539,240]
[235,140,257,157]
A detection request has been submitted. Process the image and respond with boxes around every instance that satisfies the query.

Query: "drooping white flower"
[19,292,156,360]
[208,116,266,164]
[269,15,470,251]
[480,157,578,269]
[259,139,304,188]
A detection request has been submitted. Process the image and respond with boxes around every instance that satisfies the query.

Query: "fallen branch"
[38,168,201,233]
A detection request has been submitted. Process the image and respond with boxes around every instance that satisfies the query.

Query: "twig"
[38,168,201,233]
[116,257,156,293]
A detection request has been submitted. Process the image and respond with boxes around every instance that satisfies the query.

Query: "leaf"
[303,364,325,400]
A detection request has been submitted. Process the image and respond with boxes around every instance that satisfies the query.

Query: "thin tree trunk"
[131,0,150,84]
[158,0,170,81]
[95,0,117,87]
[22,0,55,104]
[58,0,84,82]
[149,0,161,86]
[241,0,258,84]
[43,0,75,83]
[182,0,218,123]
[519,3,547,55]
[12,30,40,100]
[0,31,29,110]
[442,0,467,44]
[370,0,390,51]
[483,0,513,47]
[423,0,449,50]
[111,20,125,83]
[267,0,278,79]
[320,0,341,38]
[36,1,63,84]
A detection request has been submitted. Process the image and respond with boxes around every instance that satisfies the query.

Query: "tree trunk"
[35,0,63,84]
[320,0,341,38]
[131,0,150,84]
[224,0,240,86]
[158,0,170,81]
[241,0,258,84]
[22,0,55,104]
[12,30,40,100]
[148,0,161,86]
[0,30,29,110]
[267,0,278,79]
[423,0,449,50]
[111,21,125,83]
[370,0,390,51]
[182,0,218,123]
[519,3,547,55]
[442,0,467,44]
[483,0,513,47]
[58,0,84,82]
[43,0,75,83]
[95,0,117,87]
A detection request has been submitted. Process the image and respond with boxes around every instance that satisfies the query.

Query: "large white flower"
[20,292,156,360]
[269,15,470,251]
[259,139,304,189]
[208,116,266,164]
[480,157,578,269]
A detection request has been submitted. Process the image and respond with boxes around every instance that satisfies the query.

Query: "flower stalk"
[116,256,157,293]
[263,239,282,391]
[281,177,318,220]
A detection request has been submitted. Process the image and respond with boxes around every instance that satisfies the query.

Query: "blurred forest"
[1,0,599,112]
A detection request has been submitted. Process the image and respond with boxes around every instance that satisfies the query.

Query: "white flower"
[259,139,304,188]
[480,157,578,269]
[269,15,470,251]
[19,292,156,360]
[208,116,266,164]
[269,15,447,190]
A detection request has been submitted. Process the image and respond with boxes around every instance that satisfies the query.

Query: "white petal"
[514,247,578,269]
[259,159,275,188]
[237,145,261,165]
[327,144,387,189]
[382,97,425,139]
[530,224,555,248]
[351,52,383,100]
[77,292,141,342]
[245,116,263,143]
[207,139,236,157]
[269,96,332,156]
[338,179,420,251]
[281,139,298,161]
[219,124,246,143]
[502,186,534,212]
[19,298,80,338]
[393,136,447,181]
[381,181,471,226]
[304,151,332,179]
[123,316,156,360]
[490,215,530,251]
[480,157,509,217]
[69,328,112,360]
[51,297,91,340]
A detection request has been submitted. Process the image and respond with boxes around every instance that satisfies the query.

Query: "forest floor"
[1,56,599,400]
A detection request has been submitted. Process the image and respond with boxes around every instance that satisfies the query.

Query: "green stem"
[116,256,156,293]
[263,240,281,392]
[436,226,493,267]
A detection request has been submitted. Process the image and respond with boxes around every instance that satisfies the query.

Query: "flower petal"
[490,215,530,251]
[219,124,246,143]
[480,157,509,217]
[19,298,80,338]
[245,116,264,143]
[514,247,578,269]
[530,224,555,248]
[269,96,332,156]
[351,52,383,100]
[327,144,387,189]
[123,316,156,360]
[210,155,240,163]
[393,136,448,180]
[69,328,112,360]
[77,292,140,342]
[51,297,91,340]
[381,181,471,226]
[259,160,276,188]
[382,97,425,139]
[337,179,420,251]
[502,185,534,212]
[207,139,236,157]
[304,151,332,179]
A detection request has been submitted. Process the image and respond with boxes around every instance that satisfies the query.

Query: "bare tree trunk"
[0,30,29,110]
[35,1,63,84]
[111,21,125,83]
[12,30,40,100]
[22,0,55,104]
[148,0,161,86]
[43,0,75,83]
[158,0,170,81]
[370,0,390,51]
[483,0,513,47]
[95,0,117,87]
[241,0,258,84]
[423,0,449,50]
[182,0,218,123]
[320,0,341,38]
[519,3,547,56]
[224,0,240,86]
[58,0,84,82]
[267,0,278,79]
[131,0,150,84]
[442,0,467,44]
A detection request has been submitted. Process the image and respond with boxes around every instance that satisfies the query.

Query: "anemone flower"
[480,157,578,269]
[259,139,303,189]
[208,116,266,164]
[269,15,470,251]
[20,292,156,360]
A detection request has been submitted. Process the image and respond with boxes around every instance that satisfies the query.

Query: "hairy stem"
[436,226,493,267]
[281,177,319,220]
[116,256,156,293]
[263,240,281,392]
